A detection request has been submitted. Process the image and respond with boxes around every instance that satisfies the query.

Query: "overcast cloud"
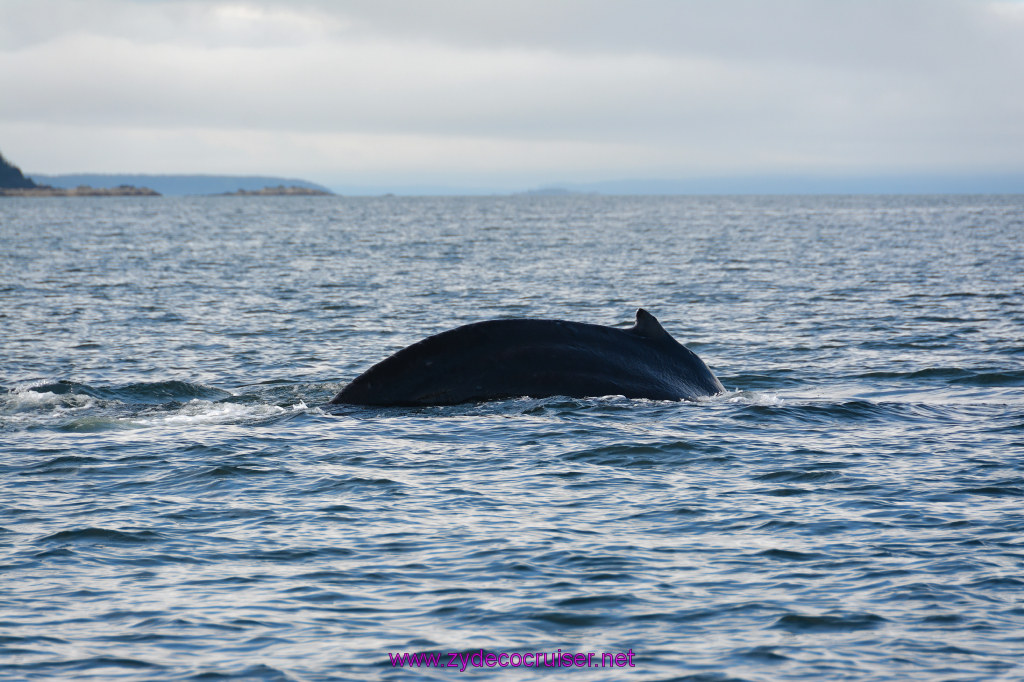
[1,0,1022,190]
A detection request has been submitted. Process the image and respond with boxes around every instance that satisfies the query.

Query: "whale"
[330,308,725,407]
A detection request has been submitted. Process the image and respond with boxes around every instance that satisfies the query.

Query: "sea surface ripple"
[1,194,1023,680]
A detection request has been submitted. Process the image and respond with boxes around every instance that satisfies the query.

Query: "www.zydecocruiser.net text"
[388,649,637,671]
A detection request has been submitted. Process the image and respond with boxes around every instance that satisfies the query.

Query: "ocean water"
[1,194,1022,681]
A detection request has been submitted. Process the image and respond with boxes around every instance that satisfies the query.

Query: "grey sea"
[1,194,1022,681]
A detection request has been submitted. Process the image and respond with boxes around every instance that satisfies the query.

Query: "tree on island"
[0,151,38,189]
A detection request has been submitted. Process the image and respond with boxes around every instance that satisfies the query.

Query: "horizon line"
[26,170,1024,197]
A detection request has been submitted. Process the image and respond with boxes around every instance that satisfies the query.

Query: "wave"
[857,368,1024,387]
[26,379,233,403]
[721,398,984,430]
[772,612,887,632]
[38,527,166,545]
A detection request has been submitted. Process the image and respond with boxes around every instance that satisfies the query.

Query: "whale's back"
[331,309,724,406]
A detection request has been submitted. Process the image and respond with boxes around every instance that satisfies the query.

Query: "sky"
[1,0,1022,193]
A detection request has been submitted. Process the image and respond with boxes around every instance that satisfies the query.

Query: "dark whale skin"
[330,308,725,407]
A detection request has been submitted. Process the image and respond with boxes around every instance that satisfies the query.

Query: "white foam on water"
[1,387,97,414]
[1,383,314,431]
[724,390,784,406]
[130,399,310,427]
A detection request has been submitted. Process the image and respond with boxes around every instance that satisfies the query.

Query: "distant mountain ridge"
[526,174,1024,196]
[2,151,161,195]
[30,174,332,196]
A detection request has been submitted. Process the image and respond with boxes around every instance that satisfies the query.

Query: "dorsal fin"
[631,308,671,340]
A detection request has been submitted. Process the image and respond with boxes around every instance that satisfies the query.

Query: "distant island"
[4,148,334,197]
[1,150,159,196]
[30,172,333,196]
[2,185,160,197]
[218,185,332,196]
[516,186,591,197]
